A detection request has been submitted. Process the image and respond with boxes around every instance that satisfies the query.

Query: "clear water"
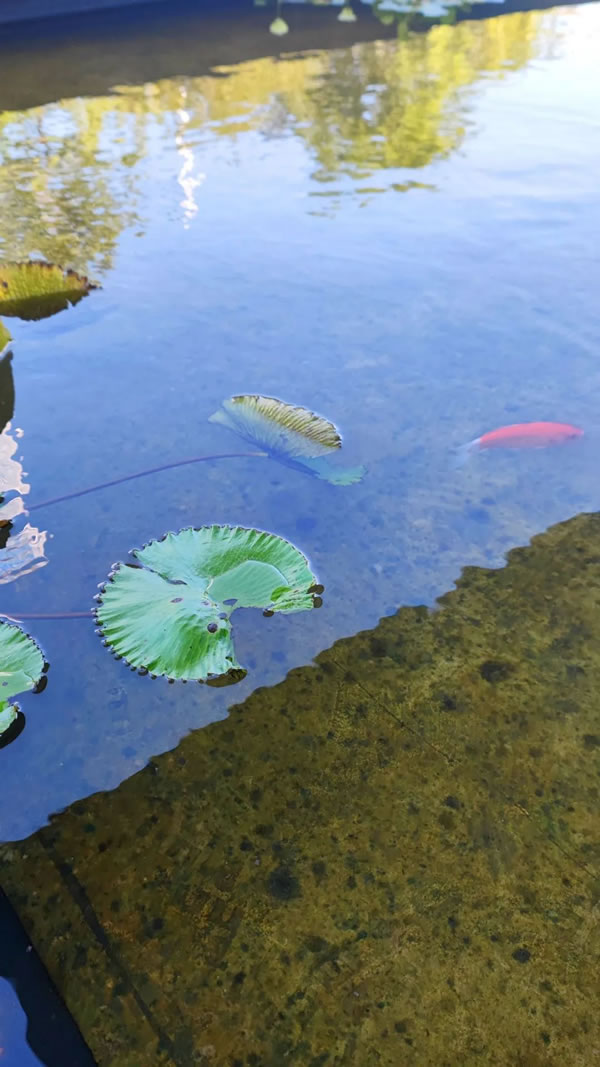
[0,0,599,1059]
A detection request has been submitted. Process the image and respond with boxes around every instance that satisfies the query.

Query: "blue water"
[0,3,599,1061]
[0,0,598,838]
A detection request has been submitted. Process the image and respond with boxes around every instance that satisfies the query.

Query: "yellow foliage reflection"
[0,9,559,273]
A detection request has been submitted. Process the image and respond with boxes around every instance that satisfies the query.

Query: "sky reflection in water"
[0,2,598,841]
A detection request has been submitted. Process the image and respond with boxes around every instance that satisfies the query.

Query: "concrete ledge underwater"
[1,510,599,1065]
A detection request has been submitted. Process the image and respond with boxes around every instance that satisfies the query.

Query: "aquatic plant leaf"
[338,5,357,21]
[209,395,342,460]
[135,526,318,614]
[0,703,18,737]
[96,526,320,682]
[299,456,367,486]
[269,16,289,35]
[0,261,98,321]
[0,320,12,357]
[0,621,45,734]
[96,565,240,681]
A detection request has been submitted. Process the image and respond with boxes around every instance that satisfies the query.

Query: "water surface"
[0,2,599,1062]
[0,0,598,864]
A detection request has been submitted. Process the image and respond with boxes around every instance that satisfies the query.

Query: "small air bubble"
[207,622,218,633]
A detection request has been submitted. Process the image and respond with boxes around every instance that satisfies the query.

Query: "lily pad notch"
[0,620,47,749]
[95,525,323,684]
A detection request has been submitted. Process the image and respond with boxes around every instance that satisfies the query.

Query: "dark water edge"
[1,0,598,1061]
[0,0,595,112]
[0,0,165,27]
[0,890,95,1066]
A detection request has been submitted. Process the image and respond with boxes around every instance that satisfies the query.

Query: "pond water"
[0,0,599,1062]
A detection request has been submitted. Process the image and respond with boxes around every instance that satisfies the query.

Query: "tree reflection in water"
[0,7,560,273]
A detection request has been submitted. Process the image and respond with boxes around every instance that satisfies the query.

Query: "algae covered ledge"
[1,510,599,1065]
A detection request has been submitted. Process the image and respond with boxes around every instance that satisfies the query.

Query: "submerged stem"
[29,450,268,512]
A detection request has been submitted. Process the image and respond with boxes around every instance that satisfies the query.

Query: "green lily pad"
[0,319,12,356]
[0,620,45,744]
[0,261,99,321]
[269,16,289,35]
[95,526,321,682]
[209,394,366,485]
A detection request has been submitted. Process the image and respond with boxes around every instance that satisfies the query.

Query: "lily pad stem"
[29,451,268,512]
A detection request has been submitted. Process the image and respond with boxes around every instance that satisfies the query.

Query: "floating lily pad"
[0,261,99,321]
[95,526,321,682]
[209,394,366,485]
[0,320,12,357]
[0,621,45,747]
[269,16,289,35]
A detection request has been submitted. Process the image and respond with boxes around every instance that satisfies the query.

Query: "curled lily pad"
[0,261,99,321]
[209,394,366,485]
[0,620,45,748]
[209,394,341,459]
[95,526,321,683]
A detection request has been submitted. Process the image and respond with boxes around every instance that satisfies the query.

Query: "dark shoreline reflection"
[0,1,562,268]
[1,509,599,1064]
[0,889,95,1067]
[0,0,589,113]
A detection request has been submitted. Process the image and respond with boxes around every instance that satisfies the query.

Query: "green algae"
[1,512,600,1065]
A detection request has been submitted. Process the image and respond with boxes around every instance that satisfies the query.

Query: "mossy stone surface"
[1,513,600,1065]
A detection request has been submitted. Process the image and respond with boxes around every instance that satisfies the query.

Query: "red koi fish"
[456,421,583,464]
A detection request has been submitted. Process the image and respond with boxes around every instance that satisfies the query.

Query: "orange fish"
[457,421,583,464]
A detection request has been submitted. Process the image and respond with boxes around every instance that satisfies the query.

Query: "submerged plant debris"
[0,261,99,321]
[209,394,366,484]
[0,620,45,748]
[95,525,321,682]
